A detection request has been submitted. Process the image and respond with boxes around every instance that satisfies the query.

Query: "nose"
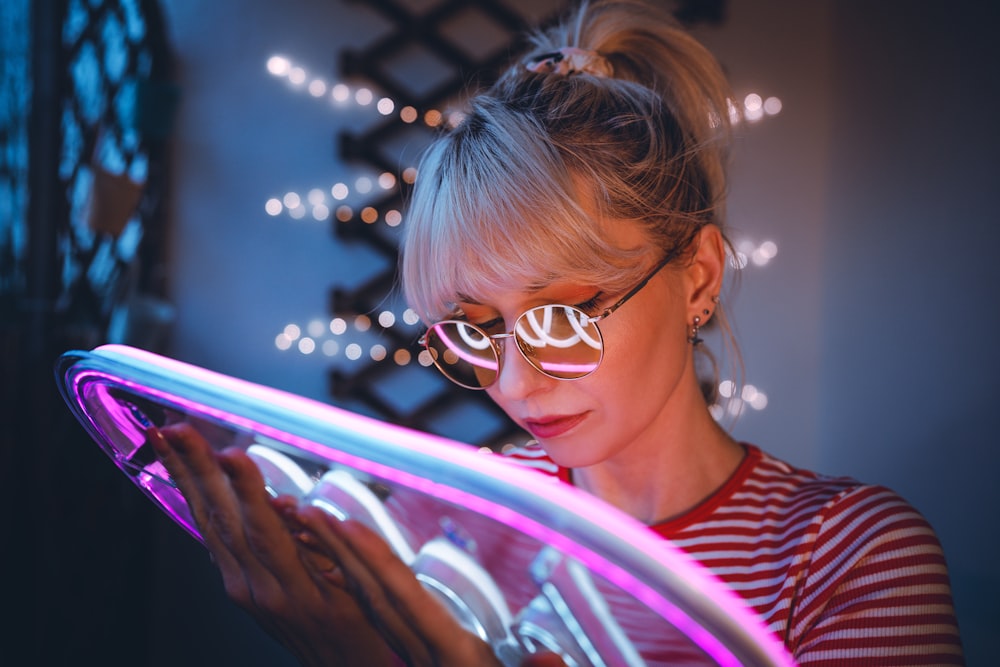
[493,337,549,400]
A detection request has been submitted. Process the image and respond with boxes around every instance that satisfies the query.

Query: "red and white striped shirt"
[505,443,964,666]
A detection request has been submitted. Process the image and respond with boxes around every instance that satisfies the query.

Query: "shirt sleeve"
[789,484,964,666]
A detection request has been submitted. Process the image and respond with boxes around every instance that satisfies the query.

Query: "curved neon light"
[55,345,797,667]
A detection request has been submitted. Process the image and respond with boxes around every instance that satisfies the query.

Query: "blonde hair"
[401,0,740,397]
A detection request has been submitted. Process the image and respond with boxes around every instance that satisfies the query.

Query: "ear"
[684,225,726,325]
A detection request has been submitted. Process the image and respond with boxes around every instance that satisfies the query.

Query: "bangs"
[402,106,646,322]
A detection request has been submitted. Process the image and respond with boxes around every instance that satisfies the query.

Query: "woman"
[151,1,964,664]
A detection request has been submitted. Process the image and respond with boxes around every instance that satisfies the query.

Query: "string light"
[384,210,402,227]
[265,198,282,216]
[275,310,428,369]
[400,106,418,123]
[266,56,290,76]
[331,84,350,102]
[740,92,782,123]
[722,92,783,126]
[265,52,780,418]
[266,173,414,225]
[308,79,327,97]
[267,54,469,134]
[276,313,768,415]
[712,379,768,417]
[378,172,396,189]
[424,109,443,127]
[729,238,779,269]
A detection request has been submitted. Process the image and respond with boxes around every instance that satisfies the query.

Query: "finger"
[284,521,345,586]
[219,450,329,591]
[147,424,205,509]
[294,508,432,663]
[336,519,484,650]
[154,425,246,552]
[152,425,274,608]
[301,510,497,667]
[148,424,240,557]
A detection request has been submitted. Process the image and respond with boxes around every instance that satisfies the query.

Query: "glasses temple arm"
[596,244,684,319]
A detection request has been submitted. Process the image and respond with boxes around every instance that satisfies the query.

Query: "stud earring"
[688,315,703,346]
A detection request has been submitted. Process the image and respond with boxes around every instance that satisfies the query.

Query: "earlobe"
[686,225,726,325]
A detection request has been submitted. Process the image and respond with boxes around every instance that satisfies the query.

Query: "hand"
[148,423,393,667]
[295,508,505,667]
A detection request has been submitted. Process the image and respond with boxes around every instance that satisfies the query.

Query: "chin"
[536,438,601,470]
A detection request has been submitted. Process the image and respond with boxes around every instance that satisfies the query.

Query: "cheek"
[597,303,688,389]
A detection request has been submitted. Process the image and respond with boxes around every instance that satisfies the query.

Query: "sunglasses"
[420,247,680,390]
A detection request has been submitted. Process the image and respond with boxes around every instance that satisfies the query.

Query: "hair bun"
[525,47,613,78]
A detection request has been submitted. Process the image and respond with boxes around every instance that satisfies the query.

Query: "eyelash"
[574,293,604,314]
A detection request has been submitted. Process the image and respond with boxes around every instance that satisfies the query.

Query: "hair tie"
[525,47,613,78]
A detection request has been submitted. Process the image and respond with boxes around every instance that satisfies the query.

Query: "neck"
[571,397,744,526]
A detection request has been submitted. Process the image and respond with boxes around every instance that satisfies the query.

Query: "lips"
[523,412,588,439]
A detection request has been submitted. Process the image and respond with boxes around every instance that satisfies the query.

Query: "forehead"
[446,218,654,304]
[455,279,597,307]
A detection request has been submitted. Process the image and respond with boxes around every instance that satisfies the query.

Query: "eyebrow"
[454,277,562,305]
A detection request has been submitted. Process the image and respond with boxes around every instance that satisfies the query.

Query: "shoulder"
[735,447,908,530]
[748,452,961,663]
[800,479,950,593]
[751,448,942,552]
[740,447,945,565]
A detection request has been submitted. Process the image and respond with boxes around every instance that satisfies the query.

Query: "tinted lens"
[424,321,499,389]
[514,305,603,379]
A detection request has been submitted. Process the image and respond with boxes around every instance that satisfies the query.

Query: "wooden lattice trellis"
[329,0,570,450]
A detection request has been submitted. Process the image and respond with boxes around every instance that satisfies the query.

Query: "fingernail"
[146,426,166,453]
[295,530,318,546]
